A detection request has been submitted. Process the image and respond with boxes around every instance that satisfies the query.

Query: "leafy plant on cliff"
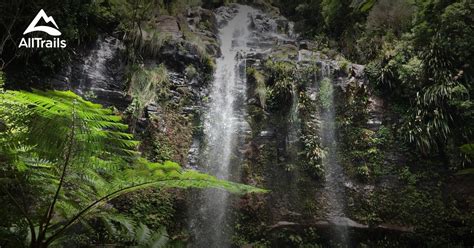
[247,67,268,109]
[265,61,297,111]
[367,0,474,165]
[0,90,266,248]
[318,78,333,111]
[298,91,325,178]
[126,64,170,129]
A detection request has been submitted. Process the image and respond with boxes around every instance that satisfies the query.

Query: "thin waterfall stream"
[188,5,255,247]
[319,65,349,246]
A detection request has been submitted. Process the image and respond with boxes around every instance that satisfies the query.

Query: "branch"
[0,0,24,68]
[39,102,77,238]
[44,178,231,245]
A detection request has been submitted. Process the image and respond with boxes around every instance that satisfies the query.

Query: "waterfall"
[188,5,255,247]
[319,63,349,246]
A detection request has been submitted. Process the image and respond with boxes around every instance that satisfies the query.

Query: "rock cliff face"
[48,36,128,109]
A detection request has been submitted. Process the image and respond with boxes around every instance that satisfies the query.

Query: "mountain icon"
[23,9,61,36]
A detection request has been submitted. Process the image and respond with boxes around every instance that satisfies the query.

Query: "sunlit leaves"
[0,90,266,246]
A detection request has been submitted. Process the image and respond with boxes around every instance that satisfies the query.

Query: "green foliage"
[298,90,324,178]
[130,27,171,58]
[321,0,347,35]
[0,90,266,247]
[361,0,473,162]
[460,144,474,156]
[165,0,202,15]
[126,64,170,120]
[372,167,473,246]
[265,60,296,82]
[318,78,333,111]
[337,56,350,73]
[264,61,297,111]
[342,127,388,181]
[0,70,4,92]
[401,0,473,157]
[131,224,169,248]
[177,16,216,71]
[273,0,326,36]
[247,67,267,109]
[93,0,173,58]
[356,0,376,13]
[185,64,198,80]
[115,189,175,230]
[366,0,414,35]
[270,227,322,247]
[301,124,325,178]
[142,110,193,165]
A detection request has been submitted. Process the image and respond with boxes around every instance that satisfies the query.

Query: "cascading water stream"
[319,63,349,246]
[188,5,255,247]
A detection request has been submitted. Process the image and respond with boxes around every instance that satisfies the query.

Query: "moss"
[272,44,299,60]
[340,126,389,181]
[113,188,176,230]
[247,67,267,109]
[184,64,198,80]
[337,69,474,245]
[141,109,193,165]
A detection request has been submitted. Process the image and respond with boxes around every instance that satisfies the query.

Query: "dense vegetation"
[0,89,263,247]
[274,0,473,164]
[0,0,472,247]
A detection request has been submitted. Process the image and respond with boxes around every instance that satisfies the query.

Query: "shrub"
[127,64,170,119]
[366,0,414,35]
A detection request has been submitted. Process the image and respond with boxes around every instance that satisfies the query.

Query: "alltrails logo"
[18,9,67,48]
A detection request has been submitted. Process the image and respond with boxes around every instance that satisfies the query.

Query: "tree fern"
[0,90,266,248]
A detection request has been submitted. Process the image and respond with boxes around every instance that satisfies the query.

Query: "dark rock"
[298,40,309,50]
[49,35,129,110]
[0,120,7,132]
[268,217,414,234]
[156,15,182,39]
[350,64,365,79]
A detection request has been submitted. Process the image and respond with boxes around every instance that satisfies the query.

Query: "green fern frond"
[0,90,267,247]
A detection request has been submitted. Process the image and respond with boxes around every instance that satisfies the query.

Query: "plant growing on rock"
[318,78,334,111]
[264,61,297,111]
[247,67,268,109]
[126,63,170,130]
